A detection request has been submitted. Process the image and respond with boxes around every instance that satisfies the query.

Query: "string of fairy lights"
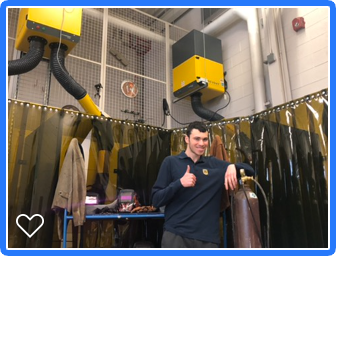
[8,89,327,134]
[7,100,171,132]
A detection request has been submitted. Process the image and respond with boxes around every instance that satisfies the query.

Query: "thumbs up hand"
[180,165,197,187]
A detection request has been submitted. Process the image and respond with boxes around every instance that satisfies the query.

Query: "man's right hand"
[180,165,197,187]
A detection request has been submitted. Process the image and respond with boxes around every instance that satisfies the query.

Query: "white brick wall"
[282,7,329,99]
[206,19,255,118]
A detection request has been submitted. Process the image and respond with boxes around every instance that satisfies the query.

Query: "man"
[151,121,254,248]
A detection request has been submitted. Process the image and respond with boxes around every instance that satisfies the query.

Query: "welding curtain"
[172,90,328,248]
[7,103,170,248]
[8,89,328,248]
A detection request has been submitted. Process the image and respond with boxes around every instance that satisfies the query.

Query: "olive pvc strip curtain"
[7,103,170,248]
[7,89,328,248]
[171,89,328,248]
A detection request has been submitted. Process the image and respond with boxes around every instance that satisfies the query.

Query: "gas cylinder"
[233,183,262,248]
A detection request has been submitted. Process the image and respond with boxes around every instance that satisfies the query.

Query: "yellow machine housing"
[172,30,225,103]
[15,8,82,59]
[173,55,225,103]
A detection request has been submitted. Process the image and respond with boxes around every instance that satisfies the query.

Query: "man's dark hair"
[186,121,208,137]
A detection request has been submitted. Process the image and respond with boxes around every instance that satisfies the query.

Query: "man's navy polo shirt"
[151,151,253,244]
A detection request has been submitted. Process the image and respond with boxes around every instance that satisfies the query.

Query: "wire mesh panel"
[104,66,166,126]
[72,8,103,63]
[8,8,20,91]
[15,60,50,104]
[7,8,19,63]
[8,8,19,39]
[7,39,15,62]
[106,8,166,79]
[104,66,144,120]
[104,8,167,126]
[142,77,167,126]
[109,8,166,36]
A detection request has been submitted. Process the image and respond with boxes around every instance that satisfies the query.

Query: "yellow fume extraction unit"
[172,29,225,103]
[9,8,101,117]
[15,8,82,58]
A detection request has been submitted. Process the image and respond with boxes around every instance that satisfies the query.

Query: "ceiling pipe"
[202,8,267,114]
[202,9,241,36]
[274,8,292,102]
[159,8,191,24]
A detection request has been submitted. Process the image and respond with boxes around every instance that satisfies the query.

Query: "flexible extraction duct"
[190,92,223,121]
[50,43,85,100]
[49,43,101,116]
[8,36,46,76]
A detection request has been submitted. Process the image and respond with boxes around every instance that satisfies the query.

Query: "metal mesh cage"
[7,7,192,128]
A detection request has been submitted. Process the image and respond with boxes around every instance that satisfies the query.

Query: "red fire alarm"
[292,17,306,32]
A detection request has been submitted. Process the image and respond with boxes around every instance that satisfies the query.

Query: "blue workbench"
[63,209,165,248]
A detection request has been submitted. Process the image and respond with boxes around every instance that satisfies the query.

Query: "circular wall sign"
[121,80,138,98]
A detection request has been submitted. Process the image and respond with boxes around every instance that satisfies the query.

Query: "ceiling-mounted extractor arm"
[49,43,101,117]
[8,36,47,76]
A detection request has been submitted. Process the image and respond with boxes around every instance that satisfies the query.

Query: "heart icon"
[16,214,44,238]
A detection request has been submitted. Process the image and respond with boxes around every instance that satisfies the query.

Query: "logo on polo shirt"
[202,169,209,175]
